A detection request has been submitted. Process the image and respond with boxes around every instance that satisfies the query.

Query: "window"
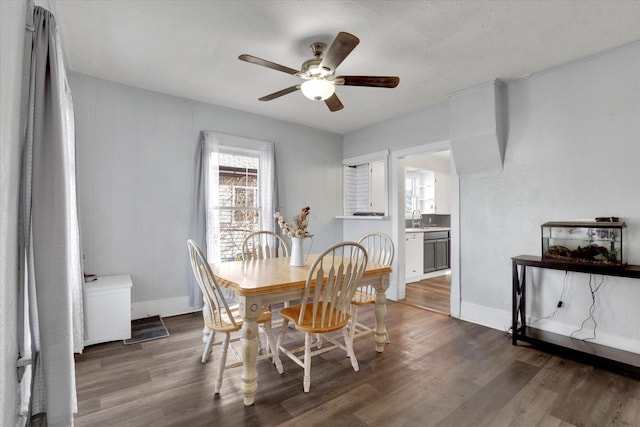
[200,132,276,263]
[232,186,258,224]
[342,150,389,216]
[405,176,417,214]
[343,163,371,215]
[215,159,260,260]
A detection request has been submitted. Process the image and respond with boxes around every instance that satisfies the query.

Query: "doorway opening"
[393,146,457,316]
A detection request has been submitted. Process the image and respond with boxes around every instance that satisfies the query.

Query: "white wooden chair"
[187,239,283,396]
[241,230,289,260]
[277,242,368,393]
[351,232,394,342]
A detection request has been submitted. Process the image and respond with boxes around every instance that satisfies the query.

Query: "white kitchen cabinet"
[405,232,423,282]
[434,172,451,214]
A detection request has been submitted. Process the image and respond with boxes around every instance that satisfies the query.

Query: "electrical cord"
[530,271,569,326]
[570,274,606,341]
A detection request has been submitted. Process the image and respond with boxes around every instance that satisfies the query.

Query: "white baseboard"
[423,269,451,280]
[406,269,450,283]
[459,301,512,333]
[458,301,640,355]
[131,296,198,320]
[526,317,640,355]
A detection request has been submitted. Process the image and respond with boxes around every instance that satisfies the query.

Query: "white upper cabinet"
[434,172,451,215]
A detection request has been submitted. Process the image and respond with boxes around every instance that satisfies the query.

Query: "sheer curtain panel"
[19,6,84,426]
[188,133,209,308]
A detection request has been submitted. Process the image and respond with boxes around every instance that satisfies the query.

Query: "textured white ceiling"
[51,0,640,135]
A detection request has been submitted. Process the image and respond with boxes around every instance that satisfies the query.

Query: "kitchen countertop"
[406,227,450,233]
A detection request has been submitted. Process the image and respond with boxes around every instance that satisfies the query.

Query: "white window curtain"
[189,131,277,308]
[18,6,84,426]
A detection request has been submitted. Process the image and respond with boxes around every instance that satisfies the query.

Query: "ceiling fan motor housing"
[301,43,331,77]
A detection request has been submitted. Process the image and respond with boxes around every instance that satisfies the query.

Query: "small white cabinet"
[434,172,451,214]
[83,274,132,346]
[405,232,423,282]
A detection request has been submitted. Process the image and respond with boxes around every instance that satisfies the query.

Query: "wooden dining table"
[210,254,392,406]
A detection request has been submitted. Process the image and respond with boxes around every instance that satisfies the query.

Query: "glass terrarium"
[542,221,627,266]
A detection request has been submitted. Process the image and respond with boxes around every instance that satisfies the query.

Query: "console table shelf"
[512,255,640,377]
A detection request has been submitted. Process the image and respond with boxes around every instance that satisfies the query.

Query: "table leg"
[374,274,390,353]
[239,296,261,406]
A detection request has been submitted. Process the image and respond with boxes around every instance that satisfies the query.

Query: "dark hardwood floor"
[404,274,451,315]
[74,302,640,426]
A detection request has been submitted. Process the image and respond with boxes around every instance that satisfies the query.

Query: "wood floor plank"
[73,303,640,426]
[618,383,640,426]
[550,367,636,426]
[488,384,560,427]
[404,274,451,314]
[355,355,480,425]
[279,383,379,427]
[434,360,541,426]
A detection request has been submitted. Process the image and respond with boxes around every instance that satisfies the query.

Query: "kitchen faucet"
[412,209,422,228]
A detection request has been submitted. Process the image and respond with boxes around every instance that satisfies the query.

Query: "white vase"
[290,237,305,267]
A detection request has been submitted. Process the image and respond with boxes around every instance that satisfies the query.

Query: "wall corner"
[449,79,507,175]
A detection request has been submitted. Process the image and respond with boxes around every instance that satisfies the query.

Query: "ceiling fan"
[238,32,399,112]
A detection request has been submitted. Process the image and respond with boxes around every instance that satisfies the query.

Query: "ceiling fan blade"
[324,93,344,112]
[319,32,360,73]
[258,85,300,101]
[239,54,299,75]
[335,75,400,88]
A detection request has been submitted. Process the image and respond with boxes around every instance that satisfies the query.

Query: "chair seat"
[351,289,376,306]
[204,305,272,333]
[280,302,350,334]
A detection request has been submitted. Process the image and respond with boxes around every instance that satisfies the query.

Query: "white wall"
[344,41,640,353]
[342,103,451,300]
[343,102,450,159]
[70,73,344,318]
[0,1,27,424]
[341,104,450,240]
[460,42,640,351]
[403,152,450,173]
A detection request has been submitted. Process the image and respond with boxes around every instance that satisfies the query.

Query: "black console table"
[512,255,640,377]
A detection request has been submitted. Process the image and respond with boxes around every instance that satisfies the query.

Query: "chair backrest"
[357,232,394,266]
[241,231,290,261]
[299,242,368,329]
[187,239,237,329]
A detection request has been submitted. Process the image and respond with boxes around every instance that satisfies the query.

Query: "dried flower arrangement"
[274,206,313,238]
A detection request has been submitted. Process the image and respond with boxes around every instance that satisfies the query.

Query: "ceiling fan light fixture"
[301,78,335,101]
